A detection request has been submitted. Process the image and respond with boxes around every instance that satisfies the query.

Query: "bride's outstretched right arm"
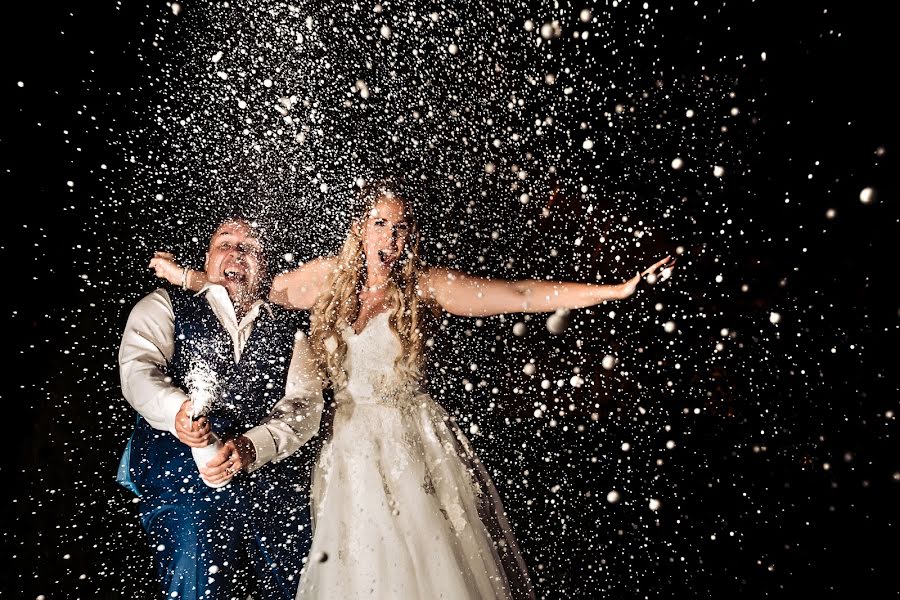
[149,251,209,291]
[269,256,337,310]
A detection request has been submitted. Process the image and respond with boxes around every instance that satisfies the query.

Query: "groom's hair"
[210,213,264,239]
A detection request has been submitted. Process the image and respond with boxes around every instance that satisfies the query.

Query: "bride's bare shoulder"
[276,256,338,280]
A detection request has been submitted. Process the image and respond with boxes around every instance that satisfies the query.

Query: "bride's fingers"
[148,258,181,281]
[642,256,673,276]
[642,258,666,275]
[657,259,677,281]
[653,255,672,270]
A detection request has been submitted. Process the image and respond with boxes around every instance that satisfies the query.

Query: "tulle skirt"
[295,389,533,600]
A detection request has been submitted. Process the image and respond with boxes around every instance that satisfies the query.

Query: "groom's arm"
[241,330,325,472]
[119,288,190,436]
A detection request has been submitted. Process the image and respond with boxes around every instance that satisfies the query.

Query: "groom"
[117,216,324,600]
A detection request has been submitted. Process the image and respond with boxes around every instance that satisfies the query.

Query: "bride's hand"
[149,251,185,286]
[642,255,676,282]
[619,255,676,299]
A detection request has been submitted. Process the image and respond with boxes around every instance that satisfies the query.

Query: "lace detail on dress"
[370,373,422,413]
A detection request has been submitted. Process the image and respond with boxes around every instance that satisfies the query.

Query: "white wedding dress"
[296,312,533,599]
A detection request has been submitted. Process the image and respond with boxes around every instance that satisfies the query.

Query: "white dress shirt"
[118,285,324,472]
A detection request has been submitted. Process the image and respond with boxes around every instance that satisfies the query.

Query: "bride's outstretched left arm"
[269,256,337,310]
[421,256,674,317]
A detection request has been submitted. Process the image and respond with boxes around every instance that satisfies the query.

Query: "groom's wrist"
[240,427,275,473]
[234,435,257,468]
[164,393,191,436]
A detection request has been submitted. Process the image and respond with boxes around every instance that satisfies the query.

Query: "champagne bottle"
[186,362,229,488]
[191,430,228,489]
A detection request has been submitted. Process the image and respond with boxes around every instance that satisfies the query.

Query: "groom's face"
[204,219,265,303]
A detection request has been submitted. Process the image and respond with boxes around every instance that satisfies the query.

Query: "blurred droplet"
[546,309,570,334]
[859,187,876,205]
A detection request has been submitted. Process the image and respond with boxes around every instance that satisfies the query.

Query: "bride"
[156,181,673,599]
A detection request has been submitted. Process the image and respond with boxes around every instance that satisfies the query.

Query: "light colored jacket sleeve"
[118,288,189,435]
[243,330,325,472]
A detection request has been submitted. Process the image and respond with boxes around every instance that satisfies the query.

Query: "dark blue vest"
[120,289,316,502]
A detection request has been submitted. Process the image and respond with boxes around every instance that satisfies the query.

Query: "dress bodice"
[342,312,404,405]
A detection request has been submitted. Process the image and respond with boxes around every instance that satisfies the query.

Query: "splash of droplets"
[12,1,870,598]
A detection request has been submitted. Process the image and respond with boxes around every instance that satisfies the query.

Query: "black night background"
[1,1,896,598]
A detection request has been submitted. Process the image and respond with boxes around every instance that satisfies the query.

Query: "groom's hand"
[174,400,211,448]
[199,436,256,486]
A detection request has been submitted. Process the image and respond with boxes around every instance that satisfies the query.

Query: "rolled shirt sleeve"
[243,330,325,472]
[118,288,189,436]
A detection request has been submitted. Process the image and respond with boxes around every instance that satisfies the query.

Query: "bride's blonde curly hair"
[309,181,434,390]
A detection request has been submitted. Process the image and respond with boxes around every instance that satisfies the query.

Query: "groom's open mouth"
[223,266,247,282]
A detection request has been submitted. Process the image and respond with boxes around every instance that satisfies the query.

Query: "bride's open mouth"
[377,250,398,266]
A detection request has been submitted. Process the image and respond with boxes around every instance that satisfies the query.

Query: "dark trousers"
[138,478,309,600]
[122,420,313,600]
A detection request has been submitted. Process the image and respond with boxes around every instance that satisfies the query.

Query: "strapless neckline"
[348,310,390,338]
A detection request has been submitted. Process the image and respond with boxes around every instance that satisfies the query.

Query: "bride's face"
[359,196,410,272]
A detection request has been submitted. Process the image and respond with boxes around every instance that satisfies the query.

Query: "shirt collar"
[196,283,274,319]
